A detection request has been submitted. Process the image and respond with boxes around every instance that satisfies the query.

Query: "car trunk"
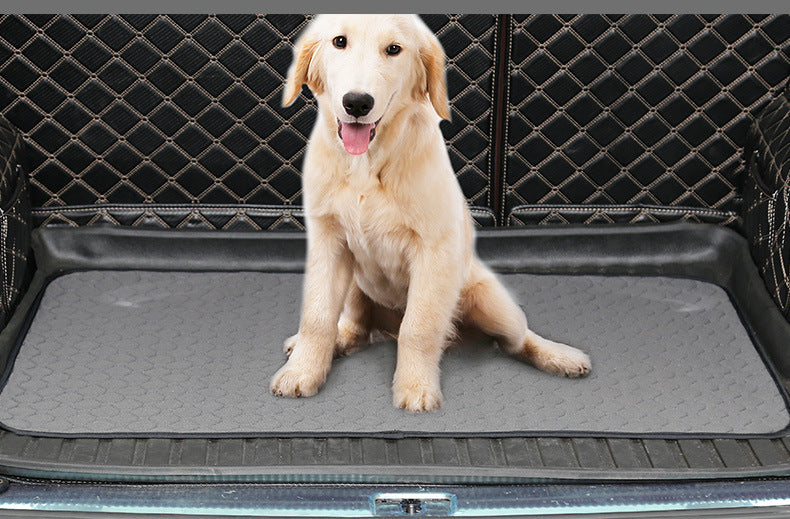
[0,12,789,499]
[0,222,788,485]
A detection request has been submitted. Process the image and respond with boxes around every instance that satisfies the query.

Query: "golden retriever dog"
[270,14,591,412]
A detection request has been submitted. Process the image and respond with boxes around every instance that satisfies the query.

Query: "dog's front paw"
[270,362,326,398]
[392,379,443,412]
[533,340,591,378]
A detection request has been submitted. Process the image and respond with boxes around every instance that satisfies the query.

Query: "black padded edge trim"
[30,204,499,230]
[508,204,740,227]
[0,223,788,440]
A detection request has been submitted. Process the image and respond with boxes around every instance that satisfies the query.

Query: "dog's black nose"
[342,92,374,118]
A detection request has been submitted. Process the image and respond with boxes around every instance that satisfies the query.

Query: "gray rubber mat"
[0,270,787,436]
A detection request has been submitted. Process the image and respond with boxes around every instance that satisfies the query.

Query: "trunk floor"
[0,270,786,437]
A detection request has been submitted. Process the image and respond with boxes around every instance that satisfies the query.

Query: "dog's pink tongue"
[340,122,375,155]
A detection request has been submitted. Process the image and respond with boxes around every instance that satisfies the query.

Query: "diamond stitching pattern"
[0,14,317,211]
[1,15,788,231]
[422,15,496,209]
[0,14,497,229]
[505,14,790,225]
[744,80,790,319]
[0,115,32,326]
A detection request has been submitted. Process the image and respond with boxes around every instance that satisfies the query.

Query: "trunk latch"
[371,492,457,516]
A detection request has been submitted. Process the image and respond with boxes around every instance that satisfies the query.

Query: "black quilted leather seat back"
[505,14,790,227]
[0,14,498,229]
[0,14,789,230]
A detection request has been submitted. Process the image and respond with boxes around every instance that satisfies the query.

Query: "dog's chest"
[335,181,413,308]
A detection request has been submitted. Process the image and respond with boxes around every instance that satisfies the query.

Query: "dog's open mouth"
[337,119,380,155]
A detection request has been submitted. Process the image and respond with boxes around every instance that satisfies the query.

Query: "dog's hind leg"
[284,281,374,358]
[461,261,591,378]
[334,281,374,357]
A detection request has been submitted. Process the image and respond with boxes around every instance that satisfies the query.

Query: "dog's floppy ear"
[419,28,451,120]
[282,23,324,107]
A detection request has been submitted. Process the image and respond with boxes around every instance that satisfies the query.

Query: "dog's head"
[282,14,450,155]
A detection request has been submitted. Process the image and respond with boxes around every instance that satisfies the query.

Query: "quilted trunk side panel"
[504,14,790,227]
[0,14,498,229]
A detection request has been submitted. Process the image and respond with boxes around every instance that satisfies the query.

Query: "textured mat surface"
[0,270,787,436]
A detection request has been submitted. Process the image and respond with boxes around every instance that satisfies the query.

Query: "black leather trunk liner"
[0,224,788,439]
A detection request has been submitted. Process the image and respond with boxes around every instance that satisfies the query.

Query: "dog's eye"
[333,36,347,49]
[386,44,401,56]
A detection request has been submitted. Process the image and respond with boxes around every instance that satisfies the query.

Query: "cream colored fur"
[270,14,591,412]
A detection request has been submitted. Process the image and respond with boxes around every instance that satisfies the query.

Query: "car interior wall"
[0,15,788,481]
[0,14,787,230]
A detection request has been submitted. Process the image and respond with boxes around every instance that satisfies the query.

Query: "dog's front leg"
[393,253,462,412]
[270,217,352,398]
